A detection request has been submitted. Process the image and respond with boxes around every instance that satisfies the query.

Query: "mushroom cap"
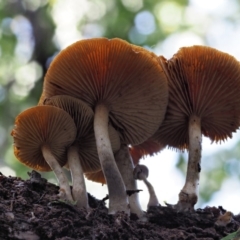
[44,95,120,172]
[41,38,168,145]
[129,138,165,165]
[85,169,106,185]
[154,46,240,149]
[43,95,94,139]
[133,164,149,180]
[11,105,77,171]
[72,124,120,172]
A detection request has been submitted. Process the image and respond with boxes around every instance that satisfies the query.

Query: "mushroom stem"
[115,145,144,218]
[42,145,73,202]
[68,145,89,209]
[143,178,159,208]
[177,114,202,210]
[133,164,159,209]
[94,103,129,214]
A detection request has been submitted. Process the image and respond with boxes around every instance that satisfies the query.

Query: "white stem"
[115,145,144,218]
[42,145,73,202]
[94,104,129,214]
[68,145,89,209]
[179,115,202,208]
[142,178,159,208]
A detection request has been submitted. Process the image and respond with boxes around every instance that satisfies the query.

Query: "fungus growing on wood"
[154,46,240,211]
[11,105,77,202]
[41,38,168,214]
[44,95,120,208]
[133,164,160,209]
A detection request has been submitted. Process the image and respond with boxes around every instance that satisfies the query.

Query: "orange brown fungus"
[129,139,165,165]
[153,46,240,211]
[40,38,168,215]
[11,105,77,171]
[85,170,106,185]
[44,95,120,173]
[41,38,168,145]
[38,92,46,105]
[43,95,100,173]
[154,46,240,149]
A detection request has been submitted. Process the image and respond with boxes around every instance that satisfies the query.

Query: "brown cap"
[73,124,120,172]
[154,46,240,149]
[44,95,120,172]
[41,38,168,145]
[85,170,106,185]
[129,138,165,165]
[38,92,46,105]
[43,95,94,139]
[11,105,77,171]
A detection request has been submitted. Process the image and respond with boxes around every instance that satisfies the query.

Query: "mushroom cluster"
[11,38,240,218]
[12,38,168,217]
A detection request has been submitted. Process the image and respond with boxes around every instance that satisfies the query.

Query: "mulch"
[0,171,239,240]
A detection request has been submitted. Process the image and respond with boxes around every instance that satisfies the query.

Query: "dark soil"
[0,171,239,240]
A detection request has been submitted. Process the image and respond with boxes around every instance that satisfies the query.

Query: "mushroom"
[40,38,168,214]
[43,95,120,209]
[133,164,160,209]
[154,46,240,211]
[85,139,164,217]
[11,105,77,202]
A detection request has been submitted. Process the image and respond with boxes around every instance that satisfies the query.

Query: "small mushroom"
[44,95,120,209]
[133,164,159,209]
[11,105,77,202]
[41,38,168,214]
[154,46,240,211]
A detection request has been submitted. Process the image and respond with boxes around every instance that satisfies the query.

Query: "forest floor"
[0,171,239,240]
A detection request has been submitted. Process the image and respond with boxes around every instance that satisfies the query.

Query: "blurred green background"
[1,0,240,211]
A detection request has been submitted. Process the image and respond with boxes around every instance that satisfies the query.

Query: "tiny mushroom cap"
[133,164,149,180]
[11,105,77,171]
[40,38,168,214]
[153,46,240,210]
